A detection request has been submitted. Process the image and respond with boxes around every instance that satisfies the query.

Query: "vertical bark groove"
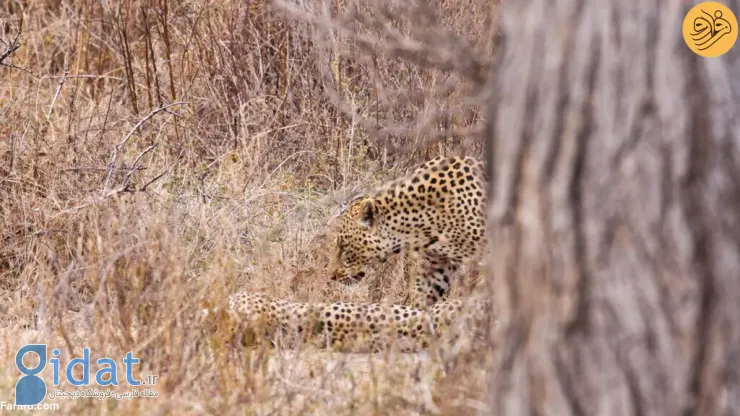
[564,26,600,335]
[682,47,718,416]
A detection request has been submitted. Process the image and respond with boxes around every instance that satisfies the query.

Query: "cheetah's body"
[329,156,487,309]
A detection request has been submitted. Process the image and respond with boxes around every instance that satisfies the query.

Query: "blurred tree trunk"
[483,0,740,415]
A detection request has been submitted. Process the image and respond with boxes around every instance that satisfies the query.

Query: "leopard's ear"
[358,198,379,228]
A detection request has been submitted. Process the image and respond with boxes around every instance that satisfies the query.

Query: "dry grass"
[0,0,494,414]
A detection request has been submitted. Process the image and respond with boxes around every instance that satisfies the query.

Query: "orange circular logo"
[683,2,738,57]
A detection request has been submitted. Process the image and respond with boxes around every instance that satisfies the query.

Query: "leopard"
[226,290,475,353]
[328,155,487,310]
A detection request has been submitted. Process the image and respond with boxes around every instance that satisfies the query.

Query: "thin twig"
[121,143,158,190]
[1,62,38,78]
[61,166,146,173]
[51,186,135,219]
[139,149,185,191]
[0,19,22,65]
[47,70,69,120]
[102,101,187,193]
[44,73,123,81]
[0,44,19,64]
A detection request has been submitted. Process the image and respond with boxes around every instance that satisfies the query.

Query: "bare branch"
[102,101,187,194]
[121,143,158,191]
[139,149,184,192]
[0,26,21,65]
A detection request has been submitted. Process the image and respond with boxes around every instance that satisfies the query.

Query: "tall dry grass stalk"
[1,0,495,414]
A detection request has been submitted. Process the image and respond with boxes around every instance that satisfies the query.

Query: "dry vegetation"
[1,0,497,414]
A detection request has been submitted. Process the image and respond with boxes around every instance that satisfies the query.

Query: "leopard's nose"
[330,269,346,281]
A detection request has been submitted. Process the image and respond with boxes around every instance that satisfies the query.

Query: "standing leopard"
[328,156,487,309]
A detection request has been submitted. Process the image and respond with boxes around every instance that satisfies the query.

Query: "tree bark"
[484,0,740,415]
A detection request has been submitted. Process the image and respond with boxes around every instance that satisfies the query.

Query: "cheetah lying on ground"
[227,291,486,353]
[328,156,487,309]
